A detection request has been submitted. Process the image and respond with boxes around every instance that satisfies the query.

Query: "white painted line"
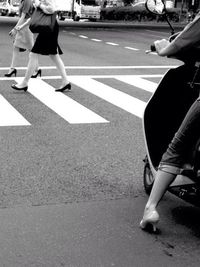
[91,39,102,42]
[0,65,177,70]
[116,76,158,93]
[15,78,108,124]
[124,46,139,51]
[1,74,163,82]
[79,35,88,39]
[106,42,119,46]
[70,77,146,118]
[39,74,163,80]
[0,95,30,126]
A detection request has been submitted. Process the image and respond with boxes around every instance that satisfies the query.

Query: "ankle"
[145,204,156,212]
[62,80,69,85]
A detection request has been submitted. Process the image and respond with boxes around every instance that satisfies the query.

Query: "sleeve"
[21,0,32,14]
[170,13,200,54]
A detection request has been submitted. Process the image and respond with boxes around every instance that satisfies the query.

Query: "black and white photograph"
[1,0,200,266]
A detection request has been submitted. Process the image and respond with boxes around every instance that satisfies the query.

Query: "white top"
[40,0,57,14]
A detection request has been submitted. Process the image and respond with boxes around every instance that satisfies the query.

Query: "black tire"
[143,157,154,195]
[73,15,80,21]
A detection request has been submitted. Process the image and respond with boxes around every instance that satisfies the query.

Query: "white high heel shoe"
[140,209,159,233]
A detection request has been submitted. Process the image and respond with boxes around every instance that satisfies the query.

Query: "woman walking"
[11,0,71,92]
[5,0,40,78]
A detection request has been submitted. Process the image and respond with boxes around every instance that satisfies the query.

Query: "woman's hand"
[9,28,17,37]
[15,26,22,31]
[154,39,170,56]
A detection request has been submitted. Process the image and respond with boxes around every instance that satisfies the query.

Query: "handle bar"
[146,44,156,54]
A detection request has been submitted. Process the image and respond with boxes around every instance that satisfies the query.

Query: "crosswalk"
[0,74,163,126]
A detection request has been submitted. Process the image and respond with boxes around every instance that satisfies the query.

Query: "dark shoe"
[55,83,71,92]
[31,69,42,78]
[4,68,17,77]
[11,84,28,92]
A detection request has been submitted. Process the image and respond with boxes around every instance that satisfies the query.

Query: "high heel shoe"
[140,209,159,233]
[11,84,28,92]
[31,69,42,78]
[55,82,71,92]
[4,68,17,77]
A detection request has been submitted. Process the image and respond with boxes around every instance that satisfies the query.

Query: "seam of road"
[67,31,157,55]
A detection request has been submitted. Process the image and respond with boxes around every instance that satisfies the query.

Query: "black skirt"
[31,20,63,55]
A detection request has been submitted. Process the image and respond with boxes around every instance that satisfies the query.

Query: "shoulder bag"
[29,7,56,34]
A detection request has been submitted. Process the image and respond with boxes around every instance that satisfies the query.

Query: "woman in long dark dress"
[11,0,71,92]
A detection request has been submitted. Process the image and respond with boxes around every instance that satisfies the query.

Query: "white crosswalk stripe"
[116,76,157,93]
[15,78,109,124]
[0,95,30,126]
[0,74,161,126]
[70,76,147,118]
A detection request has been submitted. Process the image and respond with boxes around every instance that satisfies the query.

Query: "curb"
[0,16,186,30]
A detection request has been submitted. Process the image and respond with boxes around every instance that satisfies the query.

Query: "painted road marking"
[0,65,177,71]
[91,39,102,42]
[116,76,157,93]
[70,76,146,118]
[0,72,171,126]
[124,46,139,51]
[14,78,108,124]
[0,95,30,126]
[79,35,88,39]
[106,42,119,46]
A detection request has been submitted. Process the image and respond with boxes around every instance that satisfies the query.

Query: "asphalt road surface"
[0,18,200,267]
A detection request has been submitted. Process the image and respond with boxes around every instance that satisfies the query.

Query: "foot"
[31,69,42,78]
[11,83,28,92]
[140,208,159,233]
[55,82,71,92]
[4,68,17,77]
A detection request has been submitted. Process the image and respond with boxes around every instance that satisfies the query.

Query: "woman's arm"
[154,13,200,57]
[9,12,28,37]
[15,17,31,31]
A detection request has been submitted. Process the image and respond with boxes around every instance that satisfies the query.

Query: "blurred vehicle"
[131,0,145,8]
[56,0,101,21]
[0,0,20,16]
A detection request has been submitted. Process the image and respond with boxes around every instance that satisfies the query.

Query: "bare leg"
[16,52,39,87]
[10,46,21,69]
[8,47,39,75]
[49,54,69,87]
[140,170,176,231]
[145,170,176,210]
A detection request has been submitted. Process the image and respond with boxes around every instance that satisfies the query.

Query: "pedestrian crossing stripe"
[0,75,161,126]
[15,78,108,124]
[70,76,148,118]
[0,95,30,126]
[116,76,157,93]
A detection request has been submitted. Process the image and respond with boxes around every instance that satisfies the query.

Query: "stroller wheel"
[143,157,154,195]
